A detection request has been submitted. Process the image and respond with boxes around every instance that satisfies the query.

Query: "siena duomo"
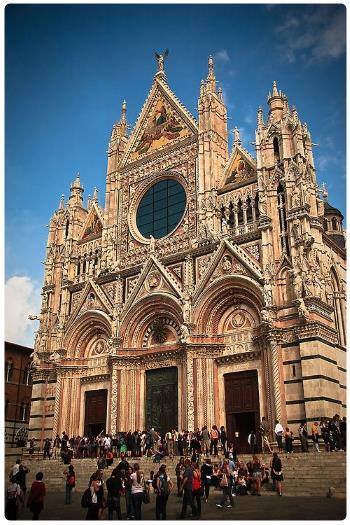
[29,54,346,450]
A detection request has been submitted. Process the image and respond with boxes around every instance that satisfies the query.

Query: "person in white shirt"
[10,459,21,480]
[130,464,146,520]
[274,420,284,452]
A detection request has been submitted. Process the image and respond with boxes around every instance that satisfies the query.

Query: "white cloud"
[214,49,230,64]
[5,276,41,348]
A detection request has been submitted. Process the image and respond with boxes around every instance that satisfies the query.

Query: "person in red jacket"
[27,472,46,520]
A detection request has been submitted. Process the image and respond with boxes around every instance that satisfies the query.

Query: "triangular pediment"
[220,145,257,188]
[193,239,263,304]
[80,203,103,241]
[122,255,183,315]
[67,279,113,328]
[121,77,197,167]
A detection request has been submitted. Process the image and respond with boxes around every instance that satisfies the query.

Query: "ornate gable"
[122,255,183,315]
[121,76,197,167]
[80,203,103,241]
[221,145,257,188]
[67,279,113,327]
[193,239,263,303]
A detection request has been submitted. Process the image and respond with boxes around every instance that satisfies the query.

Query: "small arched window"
[237,200,244,225]
[77,258,81,276]
[82,258,87,274]
[273,137,281,163]
[323,218,328,231]
[277,183,290,255]
[5,360,13,382]
[255,194,260,220]
[20,402,27,422]
[246,197,253,223]
[65,220,69,238]
[332,217,338,231]
[23,366,31,386]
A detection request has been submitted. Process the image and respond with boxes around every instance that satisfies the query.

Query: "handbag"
[219,474,228,488]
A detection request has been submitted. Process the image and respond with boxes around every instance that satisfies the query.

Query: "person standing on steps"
[201,457,213,503]
[106,468,123,520]
[216,459,234,509]
[274,420,284,453]
[220,426,228,457]
[180,458,197,519]
[271,452,283,496]
[175,457,185,497]
[210,425,219,456]
[311,422,320,452]
[201,426,211,456]
[130,463,145,520]
[191,462,202,518]
[154,464,173,520]
[298,421,309,452]
[284,427,294,454]
[63,464,76,505]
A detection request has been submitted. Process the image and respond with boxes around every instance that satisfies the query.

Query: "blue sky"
[5,4,346,345]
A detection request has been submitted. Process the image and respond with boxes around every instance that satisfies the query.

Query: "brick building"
[5,341,33,446]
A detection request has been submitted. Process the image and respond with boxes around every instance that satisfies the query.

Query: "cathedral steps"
[6,452,346,498]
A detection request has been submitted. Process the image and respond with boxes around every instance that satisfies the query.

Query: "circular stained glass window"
[136,179,186,239]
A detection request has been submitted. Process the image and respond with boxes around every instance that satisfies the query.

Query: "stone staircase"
[5,452,346,498]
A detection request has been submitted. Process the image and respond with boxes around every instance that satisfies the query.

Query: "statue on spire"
[155,49,169,75]
[208,55,215,79]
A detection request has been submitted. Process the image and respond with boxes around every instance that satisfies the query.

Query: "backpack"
[192,470,202,491]
[67,474,75,487]
[152,474,159,492]
[81,488,92,508]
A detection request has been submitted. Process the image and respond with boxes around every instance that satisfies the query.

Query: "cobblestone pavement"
[16,490,346,521]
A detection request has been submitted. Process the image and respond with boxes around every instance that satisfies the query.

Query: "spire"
[218,86,223,102]
[206,55,216,93]
[92,187,98,203]
[282,93,289,117]
[257,106,264,127]
[207,55,215,80]
[68,172,84,207]
[272,80,278,97]
[267,80,284,122]
[120,99,127,124]
[233,127,241,146]
[58,194,65,210]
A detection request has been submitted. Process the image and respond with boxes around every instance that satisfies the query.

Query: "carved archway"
[64,310,112,358]
[194,275,263,335]
[120,293,183,348]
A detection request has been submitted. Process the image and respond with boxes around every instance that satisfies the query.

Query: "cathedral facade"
[29,56,346,448]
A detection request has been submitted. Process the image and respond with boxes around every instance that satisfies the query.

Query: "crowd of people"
[6,414,345,519]
[29,425,230,463]
[6,450,286,520]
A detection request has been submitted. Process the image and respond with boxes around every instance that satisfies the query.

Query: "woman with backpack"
[210,425,219,456]
[192,462,202,518]
[154,464,173,520]
[216,460,234,509]
[63,465,76,505]
[271,452,283,496]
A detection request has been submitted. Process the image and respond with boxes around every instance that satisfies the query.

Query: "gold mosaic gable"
[129,95,191,160]
[121,77,197,168]
[222,147,257,187]
[80,206,103,241]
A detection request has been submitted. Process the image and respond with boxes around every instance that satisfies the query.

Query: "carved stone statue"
[149,235,156,253]
[155,49,169,73]
[180,323,190,343]
[291,185,301,208]
[258,193,267,216]
[48,351,61,364]
[297,298,309,320]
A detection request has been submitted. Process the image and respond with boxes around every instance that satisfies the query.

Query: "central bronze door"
[145,367,178,434]
[84,389,107,437]
[225,370,260,453]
